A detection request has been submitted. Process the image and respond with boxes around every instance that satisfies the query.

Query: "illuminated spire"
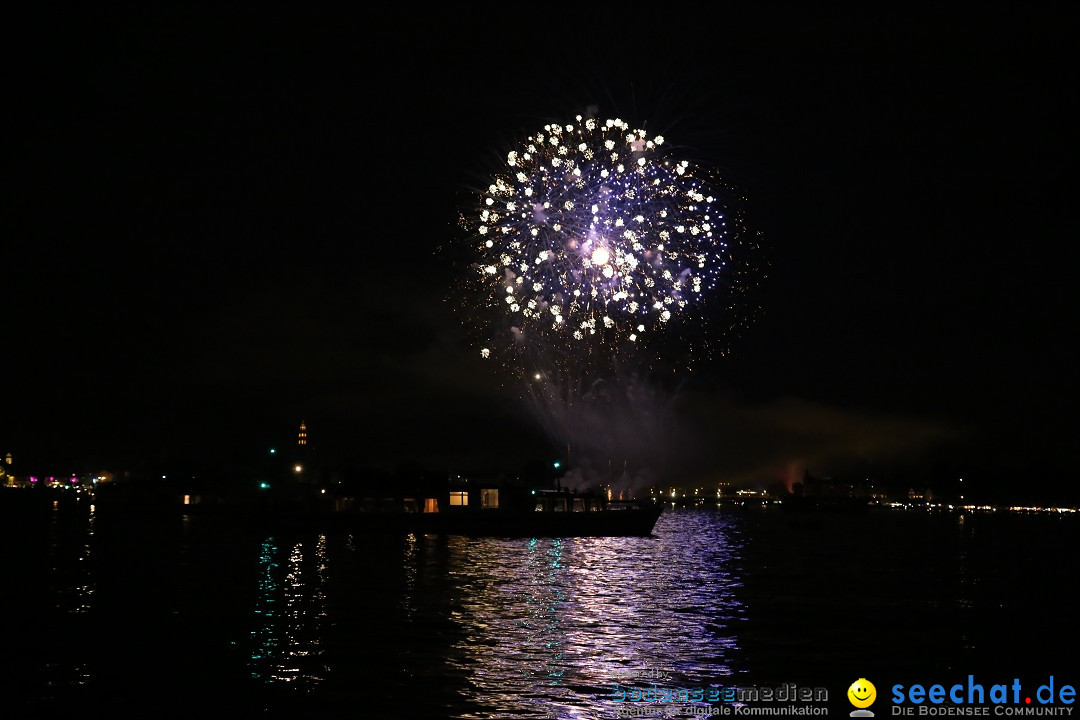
[297,420,308,446]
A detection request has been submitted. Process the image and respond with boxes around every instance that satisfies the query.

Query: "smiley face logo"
[848,678,876,709]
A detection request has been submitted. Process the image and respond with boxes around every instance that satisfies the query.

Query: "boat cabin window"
[423,497,439,513]
[449,491,468,506]
[480,488,499,509]
[533,494,582,511]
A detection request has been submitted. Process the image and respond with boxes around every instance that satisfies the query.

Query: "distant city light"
[294,465,303,473]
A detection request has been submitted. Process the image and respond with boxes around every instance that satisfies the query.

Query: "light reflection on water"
[40,500,96,696]
[248,534,330,690]
[230,510,745,717]
[439,512,746,718]
[8,505,1078,716]
[48,498,96,615]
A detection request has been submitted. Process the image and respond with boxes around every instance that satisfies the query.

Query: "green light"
[259,482,271,490]
[269,448,276,454]
[531,490,536,495]
[553,461,561,469]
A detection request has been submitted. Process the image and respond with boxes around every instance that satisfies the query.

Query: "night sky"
[7,7,1077,501]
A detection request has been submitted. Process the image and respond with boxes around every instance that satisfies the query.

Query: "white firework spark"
[458,114,761,376]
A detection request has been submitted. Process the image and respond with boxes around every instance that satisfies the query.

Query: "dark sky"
[7,6,1078,501]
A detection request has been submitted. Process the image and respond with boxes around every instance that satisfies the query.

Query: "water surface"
[3,501,1075,717]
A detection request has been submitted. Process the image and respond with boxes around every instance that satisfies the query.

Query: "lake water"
[2,500,1076,718]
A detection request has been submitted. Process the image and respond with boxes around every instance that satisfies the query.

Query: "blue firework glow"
[459,114,758,375]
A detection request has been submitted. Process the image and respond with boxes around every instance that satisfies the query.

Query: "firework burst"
[457,114,760,377]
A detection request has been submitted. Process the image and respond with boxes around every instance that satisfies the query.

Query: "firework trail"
[453,113,762,487]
